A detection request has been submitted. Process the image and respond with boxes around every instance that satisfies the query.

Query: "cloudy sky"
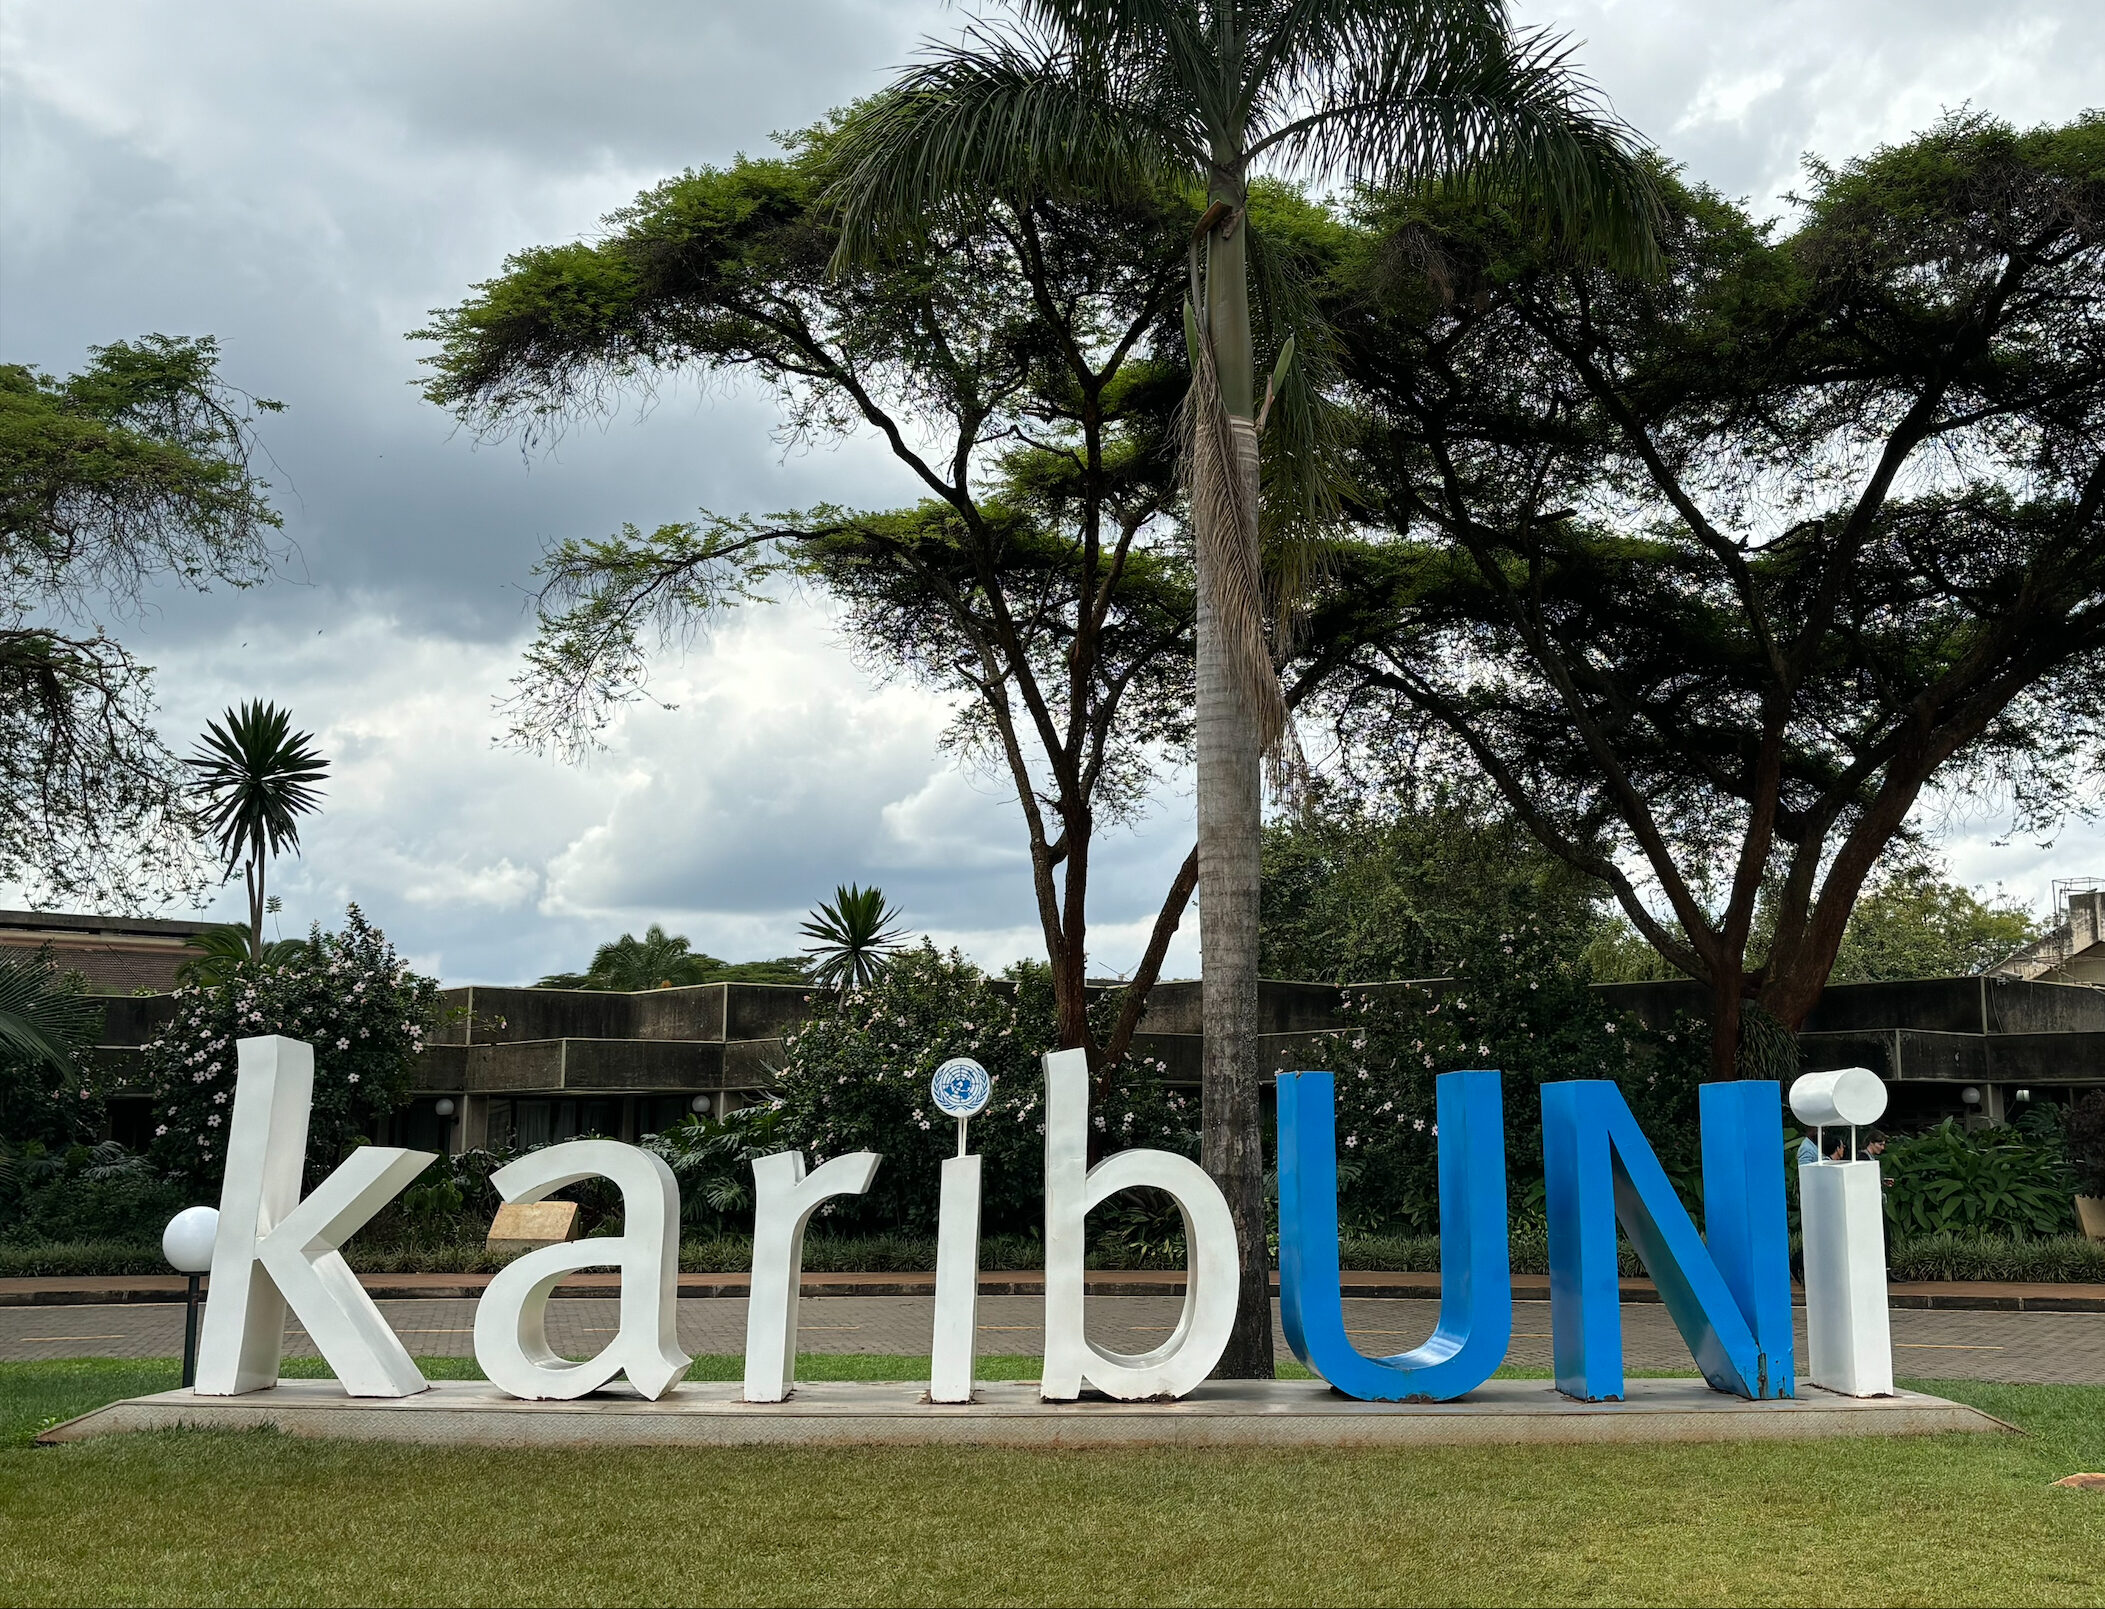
[3,0,2099,985]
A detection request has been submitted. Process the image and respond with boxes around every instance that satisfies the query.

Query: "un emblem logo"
[931,1057,992,1118]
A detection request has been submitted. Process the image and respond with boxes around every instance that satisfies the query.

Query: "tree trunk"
[1197,189,1274,1379]
[1709,974,1742,1081]
[246,854,265,960]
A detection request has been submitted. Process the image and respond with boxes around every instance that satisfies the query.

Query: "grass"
[2,1359,2102,1606]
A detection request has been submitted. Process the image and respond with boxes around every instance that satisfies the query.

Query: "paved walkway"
[5,1294,2100,1384]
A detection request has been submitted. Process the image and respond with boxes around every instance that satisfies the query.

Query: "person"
[1796,1131,1821,1168]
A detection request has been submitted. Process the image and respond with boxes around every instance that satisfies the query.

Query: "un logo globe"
[931,1056,991,1118]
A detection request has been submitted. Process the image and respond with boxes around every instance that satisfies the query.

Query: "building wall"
[0,910,216,994]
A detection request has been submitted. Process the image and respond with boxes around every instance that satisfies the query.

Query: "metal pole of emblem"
[182,1273,203,1387]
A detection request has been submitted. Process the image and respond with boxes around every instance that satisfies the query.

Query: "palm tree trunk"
[1196,186,1274,1379]
[246,850,265,960]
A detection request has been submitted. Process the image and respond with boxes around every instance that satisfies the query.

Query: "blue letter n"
[1541,1080,1793,1402]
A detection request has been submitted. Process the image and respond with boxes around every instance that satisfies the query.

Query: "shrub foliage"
[141,906,439,1188]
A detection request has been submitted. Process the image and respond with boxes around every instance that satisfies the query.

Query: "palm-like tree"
[827,0,1661,1374]
[799,884,907,991]
[188,701,328,959]
[583,924,705,991]
[0,948,95,1075]
[176,923,309,987]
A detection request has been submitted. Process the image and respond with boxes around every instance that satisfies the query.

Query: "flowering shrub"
[142,905,440,1189]
[769,943,1194,1236]
[1324,911,1710,1232]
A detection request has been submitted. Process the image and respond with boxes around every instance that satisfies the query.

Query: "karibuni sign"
[189,1036,1895,1410]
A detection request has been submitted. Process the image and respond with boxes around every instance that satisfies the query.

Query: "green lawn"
[2,1359,2101,1607]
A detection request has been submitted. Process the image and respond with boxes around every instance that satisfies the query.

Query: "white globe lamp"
[162,1205,218,1388]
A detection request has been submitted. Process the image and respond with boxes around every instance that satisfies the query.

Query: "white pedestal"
[930,1155,982,1403]
[1800,1160,1893,1397]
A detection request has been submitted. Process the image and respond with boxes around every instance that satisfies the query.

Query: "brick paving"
[4,1294,2100,1385]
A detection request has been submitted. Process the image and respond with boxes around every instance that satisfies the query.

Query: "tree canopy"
[535,923,809,991]
[1307,111,2105,1075]
[0,335,284,907]
[419,123,1209,1080]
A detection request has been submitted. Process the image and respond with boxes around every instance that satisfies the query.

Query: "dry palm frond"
[1181,308,1307,803]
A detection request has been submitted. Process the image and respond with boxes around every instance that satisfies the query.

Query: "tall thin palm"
[188,701,328,959]
[799,884,907,991]
[828,0,1661,1375]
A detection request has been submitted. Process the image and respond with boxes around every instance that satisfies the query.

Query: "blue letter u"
[1277,1069,1510,1400]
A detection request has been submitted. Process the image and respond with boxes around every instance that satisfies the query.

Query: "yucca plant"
[798,884,906,991]
[187,701,327,958]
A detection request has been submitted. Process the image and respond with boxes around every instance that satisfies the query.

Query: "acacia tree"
[419,130,1206,1088]
[823,0,1659,1373]
[1313,113,2105,1076]
[0,335,283,907]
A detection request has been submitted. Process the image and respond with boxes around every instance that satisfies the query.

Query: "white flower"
[206,1114,221,1127]
[336,1037,351,1050]
[155,1125,167,1137]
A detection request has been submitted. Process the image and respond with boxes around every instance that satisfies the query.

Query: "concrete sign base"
[44,1377,2002,1451]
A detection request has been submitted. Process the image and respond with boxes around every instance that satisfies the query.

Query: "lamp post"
[161,1206,218,1388]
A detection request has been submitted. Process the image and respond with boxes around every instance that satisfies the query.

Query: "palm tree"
[0,948,95,1075]
[827,0,1661,1374]
[799,884,907,990]
[188,701,328,959]
[576,924,707,991]
[176,923,309,987]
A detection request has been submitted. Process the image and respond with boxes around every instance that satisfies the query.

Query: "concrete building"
[0,909,217,994]
[85,970,2099,1154]
[1989,882,2105,986]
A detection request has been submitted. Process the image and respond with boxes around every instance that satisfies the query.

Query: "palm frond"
[186,700,328,867]
[0,949,97,1074]
[1251,19,1663,274]
[798,884,907,991]
[1183,312,1289,758]
[175,925,307,986]
[825,22,1197,265]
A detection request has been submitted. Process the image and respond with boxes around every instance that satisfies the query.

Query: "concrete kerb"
[38,1377,2009,1451]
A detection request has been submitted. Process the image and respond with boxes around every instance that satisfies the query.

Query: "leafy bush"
[769,943,1194,1236]
[1326,910,1711,1233]
[1884,1232,2105,1284]
[0,1240,177,1278]
[1881,1119,2077,1238]
[641,1108,790,1235]
[140,905,440,1189]
[0,1142,187,1245]
[2067,1091,2105,1199]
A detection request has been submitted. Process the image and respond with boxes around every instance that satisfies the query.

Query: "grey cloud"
[3,0,2096,981]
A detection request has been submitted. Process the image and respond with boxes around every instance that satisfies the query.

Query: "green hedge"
[12,1229,2097,1282]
